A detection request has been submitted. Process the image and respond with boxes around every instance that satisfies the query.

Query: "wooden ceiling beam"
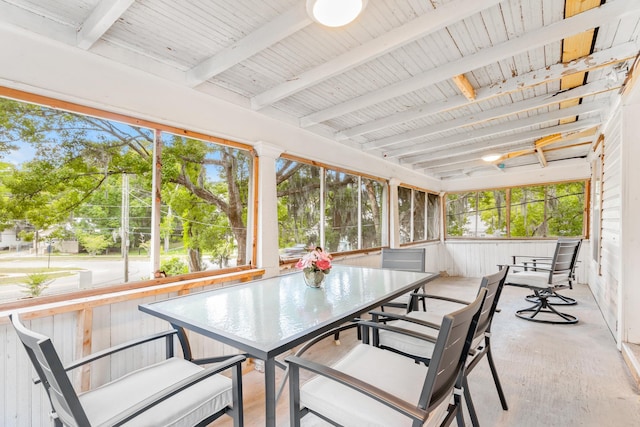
[187,3,311,87]
[340,43,635,140]
[362,78,616,150]
[559,0,601,124]
[409,119,600,168]
[250,0,503,109]
[386,102,605,159]
[535,148,548,167]
[77,0,135,50]
[452,74,476,100]
[301,0,639,127]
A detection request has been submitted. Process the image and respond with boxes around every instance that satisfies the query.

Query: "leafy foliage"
[77,233,111,256]
[276,159,384,256]
[0,98,251,272]
[446,182,585,238]
[20,272,53,297]
[160,257,189,276]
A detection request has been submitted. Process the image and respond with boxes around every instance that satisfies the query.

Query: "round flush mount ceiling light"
[307,0,367,27]
[481,153,502,162]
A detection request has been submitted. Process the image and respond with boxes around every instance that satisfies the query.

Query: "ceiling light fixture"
[481,154,502,162]
[306,0,367,27]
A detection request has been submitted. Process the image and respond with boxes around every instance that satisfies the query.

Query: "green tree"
[0,98,251,272]
[78,233,111,255]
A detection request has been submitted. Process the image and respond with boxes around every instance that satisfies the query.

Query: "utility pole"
[121,173,129,282]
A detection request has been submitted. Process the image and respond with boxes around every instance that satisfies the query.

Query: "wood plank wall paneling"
[589,107,623,334]
[1,273,263,426]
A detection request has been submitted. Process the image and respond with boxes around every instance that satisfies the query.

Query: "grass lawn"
[0,268,81,285]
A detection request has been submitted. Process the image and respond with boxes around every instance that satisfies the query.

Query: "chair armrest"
[99,354,246,427]
[409,293,471,306]
[358,320,438,344]
[285,355,427,422]
[191,353,249,366]
[34,330,179,385]
[67,330,177,371]
[369,311,443,331]
[294,323,362,357]
[504,263,554,273]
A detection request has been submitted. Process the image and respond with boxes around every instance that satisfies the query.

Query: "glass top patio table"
[139,264,438,426]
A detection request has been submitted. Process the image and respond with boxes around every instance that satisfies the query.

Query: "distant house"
[0,228,18,250]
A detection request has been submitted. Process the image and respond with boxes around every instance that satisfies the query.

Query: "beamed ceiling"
[0,0,639,180]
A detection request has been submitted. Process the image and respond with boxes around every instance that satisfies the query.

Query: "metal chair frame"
[505,238,582,324]
[380,247,428,312]
[286,289,488,427]
[369,267,510,427]
[10,313,245,427]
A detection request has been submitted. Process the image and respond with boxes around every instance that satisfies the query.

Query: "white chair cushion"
[80,357,233,427]
[378,311,484,361]
[300,344,450,427]
[506,270,570,289]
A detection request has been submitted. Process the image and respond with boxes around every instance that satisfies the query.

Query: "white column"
[254,142,284,277]
[389,178,401,248]
[620,102,640,344]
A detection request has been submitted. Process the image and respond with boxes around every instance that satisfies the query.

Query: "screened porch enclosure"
[1,0,640,425]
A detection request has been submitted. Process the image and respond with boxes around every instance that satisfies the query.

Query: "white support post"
[389,178,401,248]
[254,142,284,277]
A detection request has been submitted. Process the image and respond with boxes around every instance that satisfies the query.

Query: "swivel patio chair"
[505,238,582,324]
[10,313,245,427]
[286,288,487,427]
[510,237,582,306]
[369,267,509,427]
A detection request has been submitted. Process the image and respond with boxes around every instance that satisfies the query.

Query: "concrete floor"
[214,276,640,427]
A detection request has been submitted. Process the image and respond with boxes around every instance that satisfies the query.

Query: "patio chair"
[511,237,582,306]
[332,247,427,345]
[10,313,245,427]
[369,267,509,427]
[505,238,582,324]
[380,247,428,312]
[286,288,487,427]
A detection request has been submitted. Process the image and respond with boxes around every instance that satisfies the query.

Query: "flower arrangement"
[295,246,332,274]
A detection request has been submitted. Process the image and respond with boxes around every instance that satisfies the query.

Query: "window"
[276,157,385,259]
[446,190,506,237]
[398,186,440,244]
[445,181,586,238]
[0,95,253,301]
[161,133,252,271]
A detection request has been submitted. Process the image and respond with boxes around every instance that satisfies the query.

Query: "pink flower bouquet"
[295,246,332,274]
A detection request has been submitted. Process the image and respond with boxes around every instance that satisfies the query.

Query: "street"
[0,253,151,302]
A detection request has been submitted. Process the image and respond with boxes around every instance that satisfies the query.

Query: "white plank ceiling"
[0,0,638,180]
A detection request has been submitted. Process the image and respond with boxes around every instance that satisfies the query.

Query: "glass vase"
[303,270,325,288]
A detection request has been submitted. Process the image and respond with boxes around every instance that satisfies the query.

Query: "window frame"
[277,153,388,262]
[0,86,259,303]
[397,183,441,246]
[444,179,589,240]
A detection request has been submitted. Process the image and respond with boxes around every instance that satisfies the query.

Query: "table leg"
[264,358,277,427]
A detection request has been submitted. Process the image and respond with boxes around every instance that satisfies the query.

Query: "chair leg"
[516,290,578,324]
[525,291,577,306]
[463,376,480,427]
[485,345,508,410]
[454,391,466,427]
